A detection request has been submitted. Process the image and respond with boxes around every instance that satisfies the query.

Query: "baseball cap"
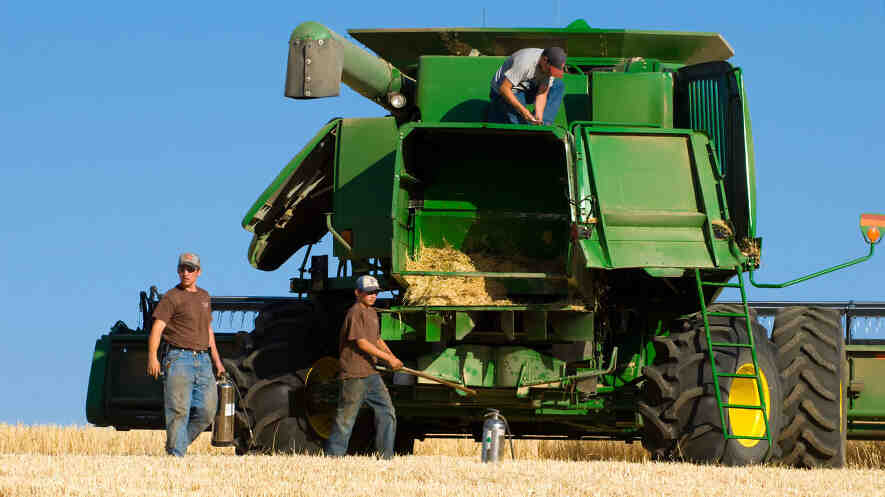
[356,275,381,293]
[178,252,201,270]
[542,47,567,78]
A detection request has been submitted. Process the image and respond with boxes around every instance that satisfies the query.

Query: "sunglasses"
[177,265,198,273]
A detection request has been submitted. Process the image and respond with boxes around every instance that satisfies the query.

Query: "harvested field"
[402,244,562,306]
[2,425,885,496]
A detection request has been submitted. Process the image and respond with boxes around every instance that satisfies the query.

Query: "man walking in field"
[147,252,225,456]
[325,275,403,459]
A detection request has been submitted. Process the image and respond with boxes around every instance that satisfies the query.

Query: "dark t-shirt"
[338,302,380,379]
[152,285,212,351]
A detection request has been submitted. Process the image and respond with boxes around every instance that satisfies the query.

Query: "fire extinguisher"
[481,409,514,462]
[212,373,236,447]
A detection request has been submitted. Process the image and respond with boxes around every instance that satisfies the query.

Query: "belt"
[169,345,209,354]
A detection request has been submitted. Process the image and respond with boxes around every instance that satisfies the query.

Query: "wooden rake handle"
[376,365,478,396]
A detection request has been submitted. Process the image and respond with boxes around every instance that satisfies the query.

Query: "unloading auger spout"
[285,21,415,112]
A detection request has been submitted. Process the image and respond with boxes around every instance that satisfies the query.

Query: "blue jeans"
[163,348,217,457]
[487,78,565,125]
[324,374,396,459]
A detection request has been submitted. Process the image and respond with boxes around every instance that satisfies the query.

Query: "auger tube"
[285,21,414,111]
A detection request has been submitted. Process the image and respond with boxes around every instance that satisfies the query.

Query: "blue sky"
[2,1,883,424]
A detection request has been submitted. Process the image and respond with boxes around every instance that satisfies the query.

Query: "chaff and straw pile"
[401,243,561,306]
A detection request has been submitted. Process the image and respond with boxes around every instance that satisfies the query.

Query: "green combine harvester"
[86,20,885,466]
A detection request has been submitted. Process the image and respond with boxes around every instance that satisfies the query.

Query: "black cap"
[542,47,567,69]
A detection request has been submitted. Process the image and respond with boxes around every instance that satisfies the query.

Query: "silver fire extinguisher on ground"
[212,373,235,447]
[481,409,514,462]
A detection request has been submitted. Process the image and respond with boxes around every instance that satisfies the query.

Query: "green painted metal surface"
[243,120,339,271]
[391,123,571,293]
[576,127,741,270]
[497,346,566,387]
[349,19,733,70]
[425,312,442,342]
[550,312,594,341]
[455,312,475,340]
[243,120,338,233]
[332,117,398,258]
[85,336,110,426]
[695,269,772,447]
[290,22,406,104]
[675,63,757,243]
[847,345,885,423]
[380,312,422,341]
[735,70,757,239]
[591,72,673,127]
[416,345,564,388]
[416,56,589,125]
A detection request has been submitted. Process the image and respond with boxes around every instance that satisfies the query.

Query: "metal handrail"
[748,243,875,288]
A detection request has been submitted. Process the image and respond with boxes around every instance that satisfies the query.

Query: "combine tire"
[241,372,323,454]
[639,304,784,465]
[772,307,846,468]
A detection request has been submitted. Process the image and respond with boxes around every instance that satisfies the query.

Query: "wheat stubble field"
[2,425,885,496]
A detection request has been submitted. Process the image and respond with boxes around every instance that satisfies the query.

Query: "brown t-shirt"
[152,285,212,351]
[338,302,381,379]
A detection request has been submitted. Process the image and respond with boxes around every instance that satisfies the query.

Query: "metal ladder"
[694,267,772,448]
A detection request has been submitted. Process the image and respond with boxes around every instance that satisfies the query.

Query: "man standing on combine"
[147,252,225,456]
[325,275,403,459]
[487,47,567,126]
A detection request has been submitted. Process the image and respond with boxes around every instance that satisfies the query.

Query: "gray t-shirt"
[490,48,554,95]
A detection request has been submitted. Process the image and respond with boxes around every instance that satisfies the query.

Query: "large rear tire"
[772,307,847,468]
[639,304,783,465]
[239,370,324,454]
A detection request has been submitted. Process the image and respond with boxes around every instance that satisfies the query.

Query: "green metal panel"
[289,22,405,103]
[380,313,403,340]
[425,311,442,342]
[417,346,495,387]
[243,120,339,270]
[675,63,756,243]
[560,71,591,125]
[591,72,673,128]
[332,117,398,258]
[417,56,505,123]
[417,345,564,388]
[418,348,460,383]
[734,69,757,238]
[849,352,885,420]
[381,312,421,341]
[416,55,589,125]
[590,133,696,212]
[85,335,110,426]
[462,345,495,387]
[576,127,742,269]
[393,124,571,289]
[549,312,594,341]
[349,20,733,69]
[496,346,565,387]
[243,120,337,231]
[455,312,475,340]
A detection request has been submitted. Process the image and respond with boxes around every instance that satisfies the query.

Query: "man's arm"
[533,84,550,123]
[208,325,226,377]
[147,319,167,379]
[497,79,541,124]
[355,338,403,370]
[377,337,394,356]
